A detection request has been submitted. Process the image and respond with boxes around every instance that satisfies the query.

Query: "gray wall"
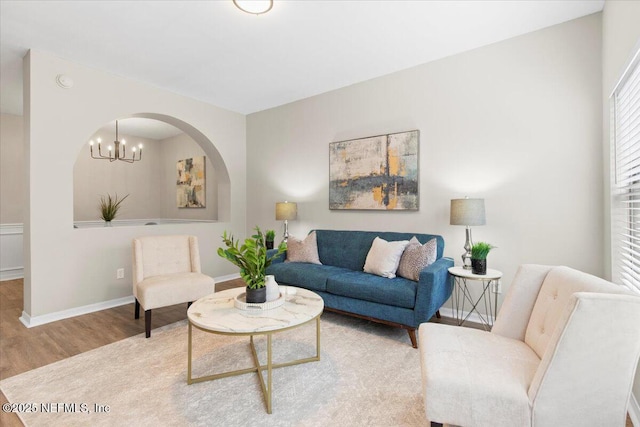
[0,113,24,224]
[160,133,217,220]
[73,130,163,221]
[602,0,640,410]
[246,13,603,315]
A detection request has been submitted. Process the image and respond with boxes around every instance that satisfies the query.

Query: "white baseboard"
[18,273,241,328]
[0,266,24,281]
[630,392,639,427]
[215,272,241,284]
[438,306,495,326]
[20,295,135,328]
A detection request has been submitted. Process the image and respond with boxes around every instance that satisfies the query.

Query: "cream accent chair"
[419,265,640,427]
[133,235,215,338]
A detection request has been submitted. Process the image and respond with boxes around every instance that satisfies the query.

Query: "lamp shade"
[276,202,297,221]
[450,198,486,226]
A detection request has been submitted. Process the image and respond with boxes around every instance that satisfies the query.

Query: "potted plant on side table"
[217,226,287,303]
[470,242,496,275]
[265,229,276,250]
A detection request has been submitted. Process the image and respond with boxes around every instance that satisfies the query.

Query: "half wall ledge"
[73,218,216,229]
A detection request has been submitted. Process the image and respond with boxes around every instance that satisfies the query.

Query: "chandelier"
[89,120,143,163]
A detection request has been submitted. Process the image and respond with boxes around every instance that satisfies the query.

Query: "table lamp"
[450,197,486,270]
[275,201,297,242]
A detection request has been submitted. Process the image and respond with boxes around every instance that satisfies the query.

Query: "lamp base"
[462,226,473,269]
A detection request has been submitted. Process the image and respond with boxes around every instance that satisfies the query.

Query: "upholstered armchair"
[419,264,640,427]
[133,235,215,338]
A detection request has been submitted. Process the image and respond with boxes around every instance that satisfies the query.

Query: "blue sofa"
[266,229,454,347]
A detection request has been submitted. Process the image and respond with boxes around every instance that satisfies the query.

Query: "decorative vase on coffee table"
[265,275,279,302]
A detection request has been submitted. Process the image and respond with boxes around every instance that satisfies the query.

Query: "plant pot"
[265,241,274,250]
[471,259,487,275]
[245,286,266,303]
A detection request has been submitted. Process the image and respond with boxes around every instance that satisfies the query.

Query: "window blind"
[612,49,640,294]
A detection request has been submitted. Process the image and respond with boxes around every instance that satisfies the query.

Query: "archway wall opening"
[23,50,246,322]
[73,114,230,224]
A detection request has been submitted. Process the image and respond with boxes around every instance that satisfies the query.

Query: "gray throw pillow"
[397,237,437,281]
[286,231,322,264]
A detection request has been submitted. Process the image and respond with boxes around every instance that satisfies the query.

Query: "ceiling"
[1,0,604,134]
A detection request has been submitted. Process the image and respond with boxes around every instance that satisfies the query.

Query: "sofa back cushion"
[313,230,444,272]
[524,266,626,359]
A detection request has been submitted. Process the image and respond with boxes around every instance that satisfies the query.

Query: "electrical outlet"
[116,268,125,279]
[493,280,502,294]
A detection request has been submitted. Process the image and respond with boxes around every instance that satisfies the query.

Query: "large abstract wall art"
[177,156,206,208]
[329,130,419,210]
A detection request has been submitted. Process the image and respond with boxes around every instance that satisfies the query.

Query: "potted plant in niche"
[217,227,287,303]
[470,242,496,275]
[98,193,129,226]
[265,229,276,250]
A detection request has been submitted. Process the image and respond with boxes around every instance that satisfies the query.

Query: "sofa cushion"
[266,262,351,292]
[286,231,321,264]
[363,237,409,278]
[326,271,417,309]
[397,237,437,281]
[314,230,445,271]
[420,323,540,427]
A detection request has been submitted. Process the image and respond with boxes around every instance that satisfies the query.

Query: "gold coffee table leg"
[189,316,321,414]
[187,322,193,384]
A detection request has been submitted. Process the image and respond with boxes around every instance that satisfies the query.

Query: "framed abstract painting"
[176,156,206,208]
[329,130,419,210]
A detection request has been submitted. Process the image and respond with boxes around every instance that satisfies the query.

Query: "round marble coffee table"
[187,285,324,414]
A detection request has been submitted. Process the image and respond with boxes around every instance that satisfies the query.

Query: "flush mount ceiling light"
[233,0,273,15]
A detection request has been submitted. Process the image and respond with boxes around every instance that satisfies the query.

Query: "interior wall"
[73,131,162,221]
[0,113,24,224]
[602,0,640,411]
[160,133,217,220]
[247,14,603,311]
[24,49,246,319]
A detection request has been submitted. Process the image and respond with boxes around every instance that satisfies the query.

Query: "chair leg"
[134,299,140,319]
[145,309,152,338]
[436,310,441,319]
[407,328,418,348]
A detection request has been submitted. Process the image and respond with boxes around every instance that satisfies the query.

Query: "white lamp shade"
[450,198,486,226]
[276,202,297,221]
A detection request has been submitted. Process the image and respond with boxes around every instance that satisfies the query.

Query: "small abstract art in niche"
[177,156,206,208]
[329,130,419,210]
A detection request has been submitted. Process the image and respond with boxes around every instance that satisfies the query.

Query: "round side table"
[448,266,503,330]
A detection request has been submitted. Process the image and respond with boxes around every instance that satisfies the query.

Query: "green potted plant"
[470,242,496,275]
[265,229,276,250]
[217,226,287,303]
[98,193,129,225]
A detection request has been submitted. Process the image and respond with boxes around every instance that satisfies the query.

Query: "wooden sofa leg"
[145,309,152,338]
[408,328,418,348]
[134,299,140,319]
[436,310,441,319]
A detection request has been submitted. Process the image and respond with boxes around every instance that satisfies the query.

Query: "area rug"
[0,312,426,426]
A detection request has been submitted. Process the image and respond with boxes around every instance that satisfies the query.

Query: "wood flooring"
[0,279,634,427]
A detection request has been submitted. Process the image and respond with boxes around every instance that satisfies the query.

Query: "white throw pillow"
[363,237,410,278]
